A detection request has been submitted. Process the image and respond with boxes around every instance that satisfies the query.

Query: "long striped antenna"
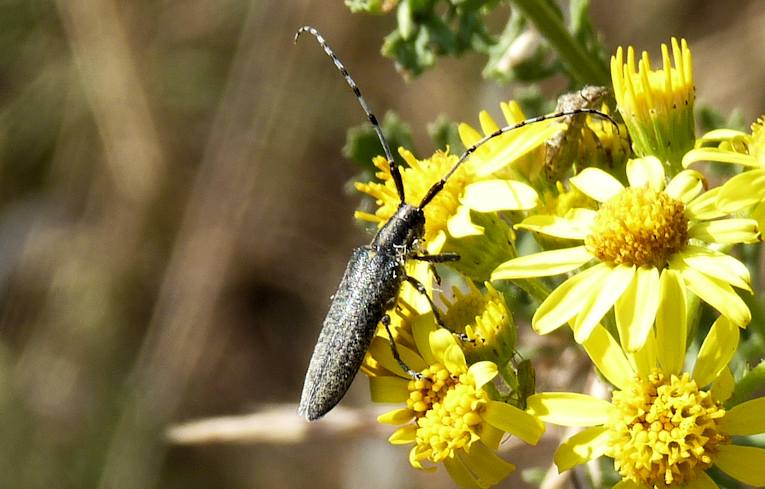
[418,108,620,208]
[295,26,405,203]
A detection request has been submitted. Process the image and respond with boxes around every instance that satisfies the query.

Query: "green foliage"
[380,0,499,77]
[342,111,415,172]
[349,0,610,86]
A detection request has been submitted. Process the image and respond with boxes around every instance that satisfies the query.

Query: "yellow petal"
[428,230,447,255]
[378,407,415,425]
[458,122,483,147]
[679,246,751,292]
[685,187,726,220]
[682,147,759,168]
[462,179,539,212]
[752,199,765,231]
[369,376,410,403]
[447,205,484,238]
[715,444,765,486]
[480,423,504,449]
[685,471,718,489]
[500,100,526,124]
[689,218,760,245]
[479,110,500,134]
[696,128,747,143]
[718,169,765,211]
[443,342,467,374]
[615,266,660,352]
[491,246,593,280]
[429,329,458,366]
[368,336,427,378]
[570,167,625,202]
[458,441,516,487]
[655,269,687,375]
[408,446,425,470]
[532,263,610,335]
[412,313,438,364]
[693,316,739,387]
[468,361,498,389]
[582,324,635,389]
[678,262,751,327]
[389,424,417,444]
[573,264,635,343]
[482,400,545,445]
[710,366,735,403]
[626,332,656,377]
[553,426,609,472]
[719,397,765,436]
[526,392,612,426]
[564,207,598,227]
[515,214,590,240]
[665,169,705,203]
[443,456,481,489]
[474,124,562,177]
[626,156,666,191]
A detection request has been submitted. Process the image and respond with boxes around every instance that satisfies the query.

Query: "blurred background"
[0,0,763,488]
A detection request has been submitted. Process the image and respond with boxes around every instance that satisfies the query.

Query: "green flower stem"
[729,358,765,407]
[508,0,609,85]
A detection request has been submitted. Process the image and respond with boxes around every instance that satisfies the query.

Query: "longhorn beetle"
[295,26,618,421]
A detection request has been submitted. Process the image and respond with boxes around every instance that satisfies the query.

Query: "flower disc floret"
[406,363,457,415]
[607,370,727,487]
[585,187,688,268]
[412,373,489,464]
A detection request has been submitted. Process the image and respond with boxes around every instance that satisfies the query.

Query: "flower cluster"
[350,37,765,488]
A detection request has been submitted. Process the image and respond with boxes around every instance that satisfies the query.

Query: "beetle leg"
[430,263,442,286]
[381,314,424,380]
[404,275,475,344]
[412,251,459,285]
[412,252,460,263]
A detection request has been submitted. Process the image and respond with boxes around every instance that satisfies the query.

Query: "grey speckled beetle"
[294,26,618,421]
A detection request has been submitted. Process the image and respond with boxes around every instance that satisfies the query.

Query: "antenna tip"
[294,26,314,44]
[293,28,303,44]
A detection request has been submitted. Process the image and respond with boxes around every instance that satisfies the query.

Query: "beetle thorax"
[371,204,425,255]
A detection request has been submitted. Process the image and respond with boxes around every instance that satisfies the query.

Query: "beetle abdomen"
[298,246,404,420]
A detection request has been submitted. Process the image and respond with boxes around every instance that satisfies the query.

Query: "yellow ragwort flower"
[683,116,765,229]
[611,38,695,169]
[356,101,554,280]
[439,281,517,366]
[492,156,758,350]
[368,320,544,488]
[527,297,765,489]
